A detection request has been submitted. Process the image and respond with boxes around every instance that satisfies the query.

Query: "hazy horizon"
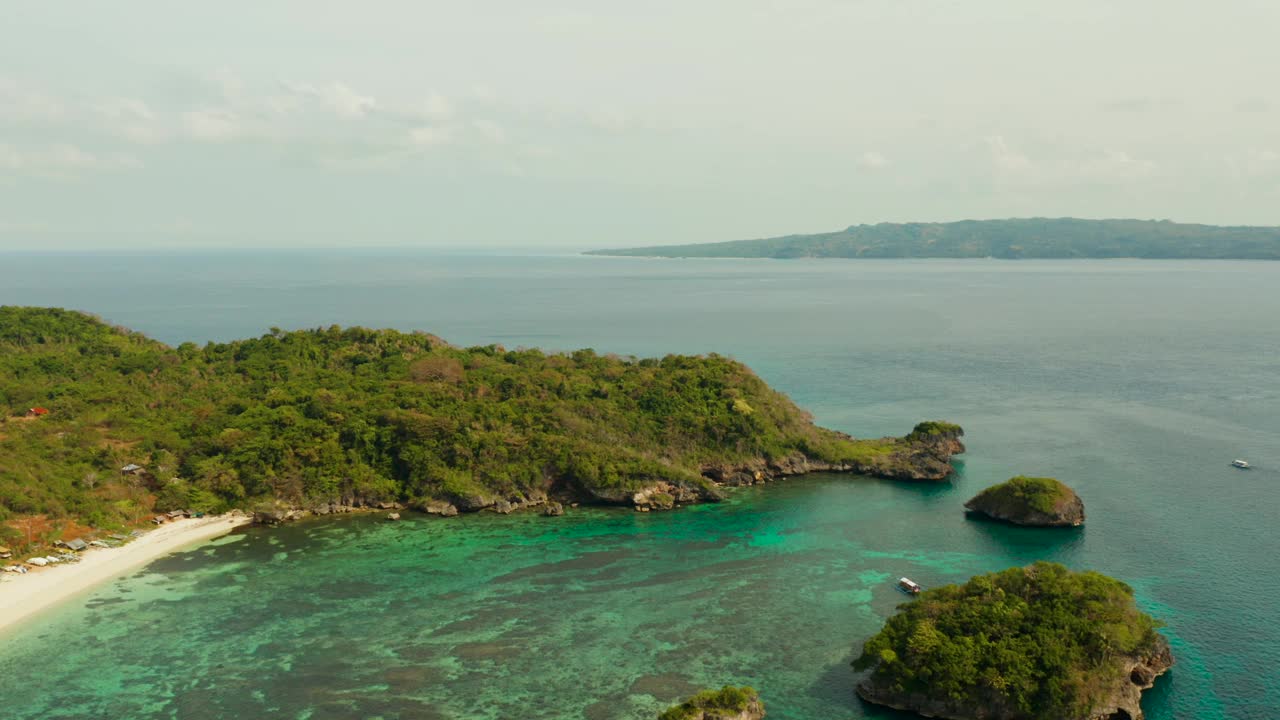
[3,1,1279,250]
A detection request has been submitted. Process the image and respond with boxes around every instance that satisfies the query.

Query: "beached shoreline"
[0,513,252,635]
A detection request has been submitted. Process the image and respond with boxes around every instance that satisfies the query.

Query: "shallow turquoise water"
[1,254,1278,718]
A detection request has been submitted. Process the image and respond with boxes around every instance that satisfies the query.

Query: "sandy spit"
[0,513,252,635]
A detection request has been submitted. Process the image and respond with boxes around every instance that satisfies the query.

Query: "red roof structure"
[28,407,50,416]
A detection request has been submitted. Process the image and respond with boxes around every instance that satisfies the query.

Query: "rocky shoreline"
[857,635,1173,720]
[251,424,965,525]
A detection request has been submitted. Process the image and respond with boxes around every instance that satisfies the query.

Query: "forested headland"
[0,307,960,550]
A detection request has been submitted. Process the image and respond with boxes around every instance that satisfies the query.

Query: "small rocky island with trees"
[854,562,1171,720]
[965,476,1085,527]
[658,687,765,720]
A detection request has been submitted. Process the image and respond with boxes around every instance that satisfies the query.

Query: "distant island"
[0,307,962,551]
[588,218,1280,259]
[854,562,1172,720]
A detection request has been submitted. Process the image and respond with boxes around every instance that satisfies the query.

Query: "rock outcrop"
[658,686,765,720]
[576,479,720,509]
[253,503,307,525]
[703,422,965,487]
[1089,636,1174,720]
[418,500,460,517]
[856,636,1172,720]
[964,476,1084,527]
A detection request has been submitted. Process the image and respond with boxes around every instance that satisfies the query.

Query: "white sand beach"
[0,513,252,635]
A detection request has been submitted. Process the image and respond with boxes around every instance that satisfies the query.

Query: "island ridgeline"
[589,218,1280,260]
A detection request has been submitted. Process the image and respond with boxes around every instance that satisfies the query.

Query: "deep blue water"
[1,253,1277,719]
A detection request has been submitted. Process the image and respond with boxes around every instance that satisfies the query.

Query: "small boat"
[898,577,922,595]
[1231,459,1251,469]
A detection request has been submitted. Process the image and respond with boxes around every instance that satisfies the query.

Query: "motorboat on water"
[898,577,922,595]
[1231,459,1251,469]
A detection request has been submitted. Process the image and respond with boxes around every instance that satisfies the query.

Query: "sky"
[2,1,1279,250]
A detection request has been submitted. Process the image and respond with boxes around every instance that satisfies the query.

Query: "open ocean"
[1,252,1277,719]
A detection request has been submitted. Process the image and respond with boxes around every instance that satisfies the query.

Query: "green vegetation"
[854,562,1166,719]
[967,476,1072,517]
[907,421,963,440]
[0,307,938,549]
[658,686,761,720]
[590,218,1280,259]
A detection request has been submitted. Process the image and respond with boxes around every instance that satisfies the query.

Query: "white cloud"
[407,125,454,148]
[985,135,1032,172]
[184,108,241,141]
[1227,148,1280,179]
[0,142,138,175]
[0,77,64,123]
[519,144,554,159]
[96,98,168,144]
[472,119,506,143]
[419,93,454,120]
[1076,149,1155,182]
[286,82,378,118]
[586,108,629,132]
[470,85,497,103]
[858,151,889,169]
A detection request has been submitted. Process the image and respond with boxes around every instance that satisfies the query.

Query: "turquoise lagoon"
[0,254,1277,719]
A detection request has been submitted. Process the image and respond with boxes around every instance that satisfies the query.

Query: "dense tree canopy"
[967,476,1073,517]
[0,307,927,549]
[854,562,1165,719]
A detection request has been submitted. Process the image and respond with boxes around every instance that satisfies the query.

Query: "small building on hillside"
[65,538,88,551]
[121,464,145,475]
[26,407,50,418]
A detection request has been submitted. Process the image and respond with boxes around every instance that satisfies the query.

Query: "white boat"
[1231,459,1250,469]
[897,577,922,594]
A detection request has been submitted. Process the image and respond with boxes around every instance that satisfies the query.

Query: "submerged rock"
[964,476,1084,527]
